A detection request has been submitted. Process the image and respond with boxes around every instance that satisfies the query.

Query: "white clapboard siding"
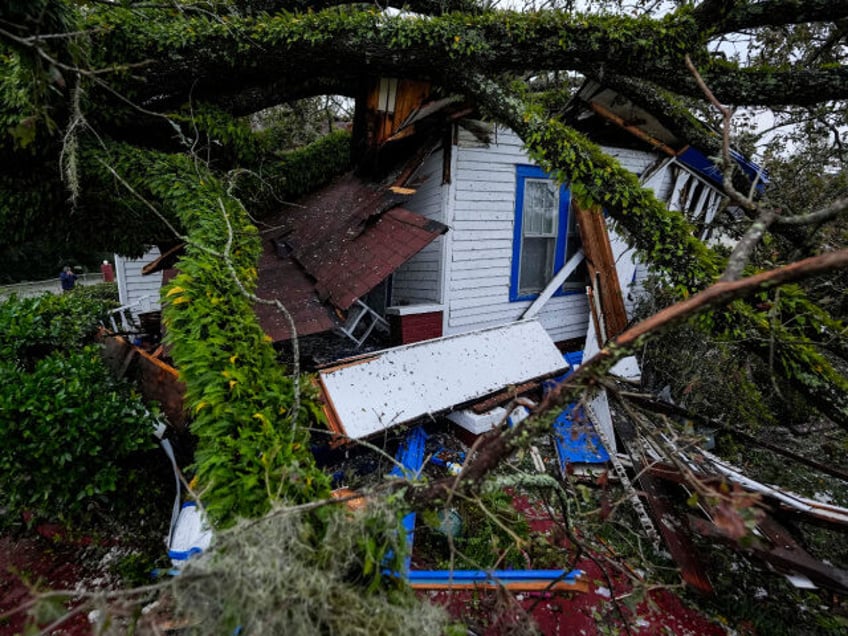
[391,150,447,305]
[391,122,689,343]
[443,124,651,341]
[114,248,162,317]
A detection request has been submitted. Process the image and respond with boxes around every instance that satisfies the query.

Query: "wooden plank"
[615,417,712,595]
[689,515,848,594]
[98,330,187,430]
[470,381,539,413]
[588,101,677,156]
[638,473,714,595]
[572,203,628,340]
[522,249,585,320]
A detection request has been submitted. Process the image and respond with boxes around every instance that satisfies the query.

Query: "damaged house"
[116,77,752,370]
[104,80,848,600]
[113,78,752,439]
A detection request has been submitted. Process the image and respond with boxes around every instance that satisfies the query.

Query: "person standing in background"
[100,260,115,282]
[60,266,77,292]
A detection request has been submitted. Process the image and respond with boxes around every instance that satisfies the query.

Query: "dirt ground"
[0,532,90,635]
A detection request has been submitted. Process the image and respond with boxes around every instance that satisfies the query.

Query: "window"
[510,165,582,301]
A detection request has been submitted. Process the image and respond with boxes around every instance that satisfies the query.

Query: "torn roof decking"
[255,172,448,341]
[318,320,568,440]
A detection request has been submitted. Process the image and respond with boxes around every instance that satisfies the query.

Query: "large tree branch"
[77,5,848,121]
[705,0,848,34]
[84,7,701,113]
[407,248,848,506]
[666,66,848,106]
[230,0,485,15]
[462,74,848,427]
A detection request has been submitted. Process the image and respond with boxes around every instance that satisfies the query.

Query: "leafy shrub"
[0,345,156,518]
[0,290,155,519]
[0,288,118,366]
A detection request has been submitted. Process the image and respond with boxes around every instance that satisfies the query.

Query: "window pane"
[563,232,586,287]
[520,236,555,294]
[523,180,557,235]
[565,209,581,285]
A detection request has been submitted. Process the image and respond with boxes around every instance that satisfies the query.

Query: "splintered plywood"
[318,320,567,440]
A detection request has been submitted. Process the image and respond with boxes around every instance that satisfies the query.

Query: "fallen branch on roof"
[402,249,848,507]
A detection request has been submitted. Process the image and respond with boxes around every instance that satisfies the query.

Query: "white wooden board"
[319,320,567,439]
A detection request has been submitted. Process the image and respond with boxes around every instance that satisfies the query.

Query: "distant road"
[0,273,105,300]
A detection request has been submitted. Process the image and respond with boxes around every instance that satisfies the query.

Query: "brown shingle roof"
[255,172,447,341]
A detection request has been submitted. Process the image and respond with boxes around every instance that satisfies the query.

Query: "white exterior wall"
[441,124,660,342]
[114,247,162,316]
[391,150,447,305]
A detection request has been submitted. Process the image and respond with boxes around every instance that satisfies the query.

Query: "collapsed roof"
[254,171,448,341]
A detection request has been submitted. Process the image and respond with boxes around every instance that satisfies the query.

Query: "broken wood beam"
[587,101,678,157]
[688,514,848,594]
[470,381,539,414]
[98,329,187,430]
[614,416,712,594]
[635,472,714,595]
[572,203,628,341]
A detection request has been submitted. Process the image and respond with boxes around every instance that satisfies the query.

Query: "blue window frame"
[510,165,581,302]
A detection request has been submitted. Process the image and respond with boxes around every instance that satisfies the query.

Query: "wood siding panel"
[444,125,649,341]
[115,248,162,317]
[391,151,446,305]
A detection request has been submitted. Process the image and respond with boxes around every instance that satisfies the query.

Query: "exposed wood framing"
[366,78,432,147]
[98,329,187,430]
[587,101,677,156]
[572,203,628,341]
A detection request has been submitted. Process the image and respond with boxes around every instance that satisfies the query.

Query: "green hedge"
[0,290,156,519]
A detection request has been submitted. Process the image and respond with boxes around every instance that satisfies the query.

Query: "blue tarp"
[389,425,428,574]
[545,351,610,471]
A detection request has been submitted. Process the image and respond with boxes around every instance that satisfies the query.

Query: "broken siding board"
[449,298,587,329]
[455,179,515,193]
[450,211,516,224]
[454,190,519,203]
[318,320,567,439]
[601,147,658,175]
[99,331,187,430]
[455,162,517,177]
[451,248,510,262]
[449,267,511,282]
[447,284,509,299]
[450,259,511,273]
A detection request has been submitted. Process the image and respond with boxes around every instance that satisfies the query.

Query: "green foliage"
[254,128,351,203]
[107,145,333,525]
[173,102,260,166]
[0,289,157,519]
[252,97,347,153]
[522,115,722,292]
[0,289,118,366]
